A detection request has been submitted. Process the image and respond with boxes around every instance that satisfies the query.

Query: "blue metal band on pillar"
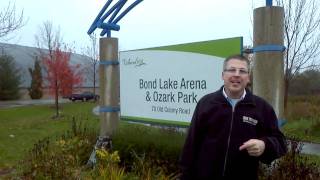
[99,60,119,66]
[266,0,272,6]
[278,119,287,128]
[99,106,120,113]
[253,45,286,53]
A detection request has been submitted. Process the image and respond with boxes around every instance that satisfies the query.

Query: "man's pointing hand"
[239,139,265,157]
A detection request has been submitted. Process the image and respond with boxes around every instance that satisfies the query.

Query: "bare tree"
[276,0,320,112]
[35,21,62,59]
[82,33,99,95]
[0,2,25,40]
[35,21,63,118]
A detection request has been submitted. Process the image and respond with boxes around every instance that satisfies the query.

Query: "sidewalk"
[301,142,320,156]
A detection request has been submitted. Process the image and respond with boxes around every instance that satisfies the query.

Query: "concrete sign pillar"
[99,37,119,140]
[253,6,285,120]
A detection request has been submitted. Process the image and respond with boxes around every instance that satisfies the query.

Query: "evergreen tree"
[0,54,21,100]
[28,58,43,99]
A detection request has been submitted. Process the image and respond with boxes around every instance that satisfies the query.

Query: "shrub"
[287,95,320,120]
[18,117,97,179]
[15,119,320,179]
[16,118,183,179]
[289,95,320,105]
[259,137,320,179]
[128,150,179,180]
[87,148,178,180]
[112,123,185,175]
[0,54,21,100]
[287,101,319,120]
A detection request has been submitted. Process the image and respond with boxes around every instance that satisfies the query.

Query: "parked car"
[63,92,99,102]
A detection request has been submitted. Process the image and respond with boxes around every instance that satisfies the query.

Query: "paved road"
[0,99,69,108]
[301,142,320,156]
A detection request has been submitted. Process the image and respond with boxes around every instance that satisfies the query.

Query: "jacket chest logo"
[242,116,258,126]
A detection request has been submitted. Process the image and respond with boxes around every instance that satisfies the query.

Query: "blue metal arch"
[89,0,273,37]
[88,0,143,37]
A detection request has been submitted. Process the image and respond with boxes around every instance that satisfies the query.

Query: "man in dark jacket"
[179,54,287,180]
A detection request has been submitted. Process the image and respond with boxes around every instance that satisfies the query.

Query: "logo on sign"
[122,57,146,67]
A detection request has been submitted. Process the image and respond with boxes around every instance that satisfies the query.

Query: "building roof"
[0,43,97,88]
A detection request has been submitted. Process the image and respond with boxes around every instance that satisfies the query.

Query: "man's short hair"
[223,54,250,71]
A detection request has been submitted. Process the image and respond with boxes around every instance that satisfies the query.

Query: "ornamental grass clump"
[88,149,125,180]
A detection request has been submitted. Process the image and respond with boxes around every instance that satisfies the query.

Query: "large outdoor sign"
[120,37,242,126]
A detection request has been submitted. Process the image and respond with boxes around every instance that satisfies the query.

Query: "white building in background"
[0,43,98,99]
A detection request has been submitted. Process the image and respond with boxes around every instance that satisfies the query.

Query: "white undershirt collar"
[223,87,246,108]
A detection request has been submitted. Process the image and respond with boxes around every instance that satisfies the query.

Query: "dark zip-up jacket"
[179,87,287,180]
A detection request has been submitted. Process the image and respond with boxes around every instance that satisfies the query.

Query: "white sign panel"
[120,50,224,125]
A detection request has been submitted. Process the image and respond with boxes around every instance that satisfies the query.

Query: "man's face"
[222,58,250,98]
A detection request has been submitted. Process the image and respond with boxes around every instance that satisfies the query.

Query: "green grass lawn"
[283,118,320,143]
[0,101,319,170]
[303,154,320,166]
[0,102,99,168]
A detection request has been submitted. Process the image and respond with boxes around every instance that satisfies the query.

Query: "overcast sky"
[1,0,267,52]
